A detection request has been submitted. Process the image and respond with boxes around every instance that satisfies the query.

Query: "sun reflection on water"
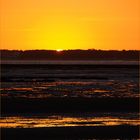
[0,115,139,128]
[1,81,139,98]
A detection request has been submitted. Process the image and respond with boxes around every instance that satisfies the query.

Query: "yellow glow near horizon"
[1,0,140,50]
[56,49,63,52]
[28,17,89,50]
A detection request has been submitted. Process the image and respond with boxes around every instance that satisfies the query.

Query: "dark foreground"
[1,97,139,114]
[1,63,139,139]
[2,125,139,140]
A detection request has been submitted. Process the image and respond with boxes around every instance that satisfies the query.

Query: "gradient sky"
[1,0,140,50]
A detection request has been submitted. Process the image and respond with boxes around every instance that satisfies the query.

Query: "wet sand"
[1,63,139,139]
[1,97,139,115]
[1,125,139,139]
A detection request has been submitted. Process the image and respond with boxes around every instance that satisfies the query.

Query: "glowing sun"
[56,49,63,52]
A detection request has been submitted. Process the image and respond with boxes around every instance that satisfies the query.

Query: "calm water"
[1,60,139,65]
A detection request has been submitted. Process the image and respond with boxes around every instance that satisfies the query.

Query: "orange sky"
[1,0,140,50]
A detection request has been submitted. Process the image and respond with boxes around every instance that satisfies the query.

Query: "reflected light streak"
[0,116,139,128]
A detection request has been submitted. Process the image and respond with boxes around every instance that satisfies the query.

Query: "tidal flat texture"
[1,62,139,139]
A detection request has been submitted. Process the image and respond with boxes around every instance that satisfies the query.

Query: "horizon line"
[0,49,140,51]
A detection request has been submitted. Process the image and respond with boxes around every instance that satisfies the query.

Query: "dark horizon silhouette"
[1,49,139,60]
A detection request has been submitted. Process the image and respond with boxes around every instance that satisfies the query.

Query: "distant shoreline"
[1,50,139,61]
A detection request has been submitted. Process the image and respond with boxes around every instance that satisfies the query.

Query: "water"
[1,81,139,98]
[1,113,139,128]
[1,61,139,138]
[1,60,139,65]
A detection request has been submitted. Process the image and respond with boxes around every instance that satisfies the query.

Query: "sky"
[1,0,140,50]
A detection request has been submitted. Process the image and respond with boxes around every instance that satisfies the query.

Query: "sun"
[56,49,63,52]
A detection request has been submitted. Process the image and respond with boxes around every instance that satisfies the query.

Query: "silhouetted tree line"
[0,50,139,60]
